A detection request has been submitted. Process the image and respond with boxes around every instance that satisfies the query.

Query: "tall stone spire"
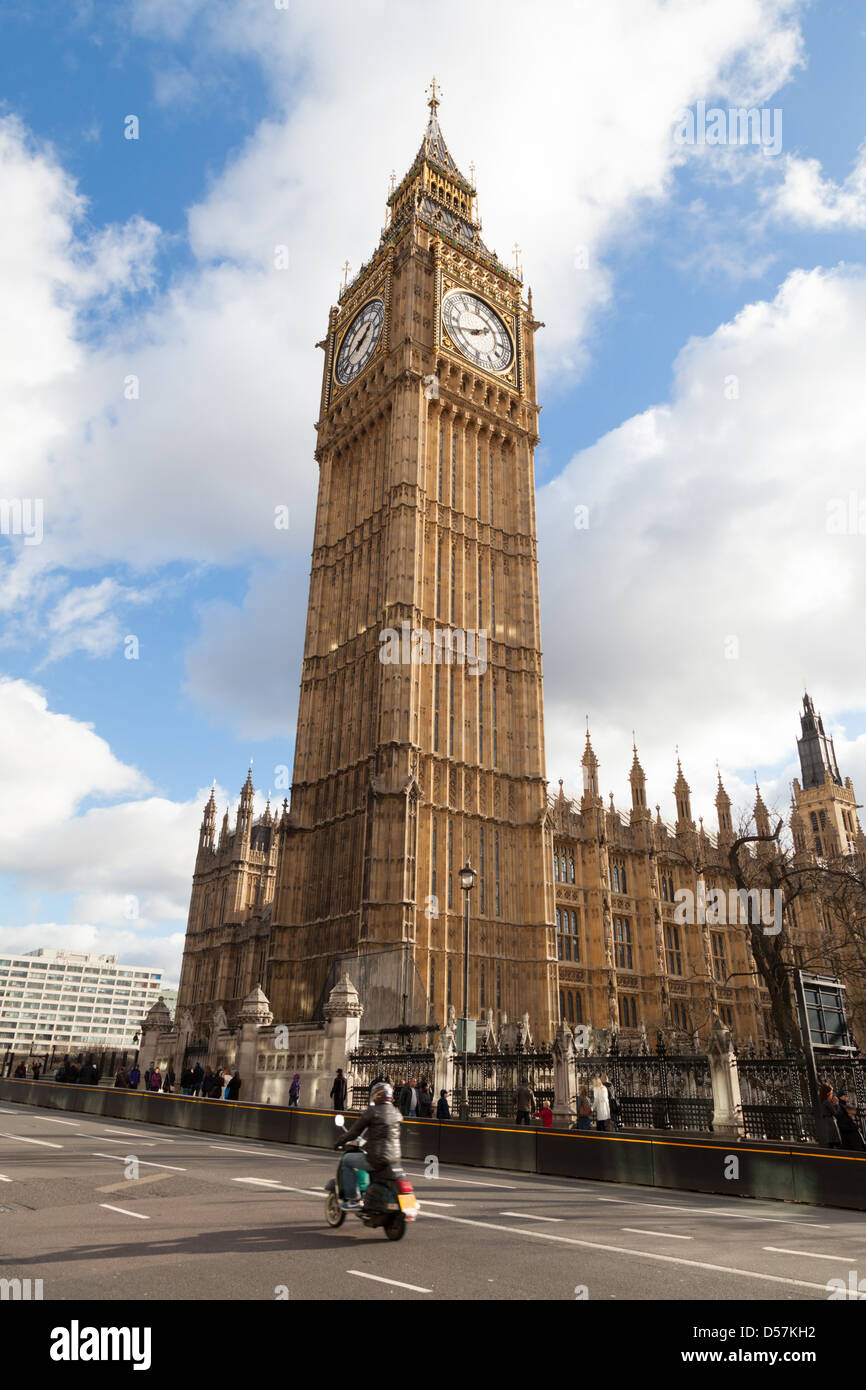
[237,765,255,846]
[674,756,694,833]
[753,781,772,838]
[715,770,733,845]
[797,691,842,789]
[629,738,650,822]
[198,784,216,854]
[581,728,601,809]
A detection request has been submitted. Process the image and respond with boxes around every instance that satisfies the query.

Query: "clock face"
[334,298,385,385]
[442,291,513,373]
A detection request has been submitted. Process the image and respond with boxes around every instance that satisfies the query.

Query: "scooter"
[324,1114,418,1241]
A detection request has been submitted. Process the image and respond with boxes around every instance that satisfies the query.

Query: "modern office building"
[0,949,164,1052]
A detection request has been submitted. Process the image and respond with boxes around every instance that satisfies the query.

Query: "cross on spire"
[426,76,442,115]
[340,261,352,294]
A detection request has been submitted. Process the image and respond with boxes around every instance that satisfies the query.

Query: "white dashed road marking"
[763,1246,853,1262]
[0,1132,62,1148]
[92,1152,186,1171]
[233,1177,321,1196]
[420,1210,832,1292]
[500,1211,562,1222]
[347,1270,432,1293]
[621,1228,692,1240]
[99,1204,150,1220]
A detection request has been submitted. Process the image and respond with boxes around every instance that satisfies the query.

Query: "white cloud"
[768,145,866,229]
[539,265,866,819]
[0,0,808,649]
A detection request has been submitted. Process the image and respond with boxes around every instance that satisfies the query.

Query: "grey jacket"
[340,1101,403,1173]
[516,1085,536,1113]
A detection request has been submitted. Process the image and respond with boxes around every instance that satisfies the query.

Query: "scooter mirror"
[334,1114,345,1127]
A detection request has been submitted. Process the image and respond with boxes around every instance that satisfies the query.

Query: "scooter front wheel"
[383,1213,406,1241]
[325,1192,345,1227]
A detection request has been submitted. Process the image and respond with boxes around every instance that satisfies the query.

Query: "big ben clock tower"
[270,83,558,1039]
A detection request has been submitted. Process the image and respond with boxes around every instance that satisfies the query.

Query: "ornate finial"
[469,160,476,186]
[512,242,522,277]
[340,260,351,294]
[389,169,396,196]
[426,76,441,115]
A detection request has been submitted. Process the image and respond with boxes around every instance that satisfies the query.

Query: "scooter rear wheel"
[325,1192,345,1227]
[383,1213,406,1241]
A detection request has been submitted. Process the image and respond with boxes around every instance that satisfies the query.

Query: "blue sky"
[1,0,865,983]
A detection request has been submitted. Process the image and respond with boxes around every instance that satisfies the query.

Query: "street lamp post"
[458,858,477,1121]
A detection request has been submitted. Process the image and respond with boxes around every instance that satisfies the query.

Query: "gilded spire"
[426,75,442,116]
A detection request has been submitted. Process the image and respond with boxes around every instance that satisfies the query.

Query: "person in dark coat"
[13,1062,26,1078]
[115,1067,129,1088]
[226,1071,242,1101]
[32,1063,41,1080]
[436,1089,451,1120]
[191,1063,203,1096]
[416,1080,434,1118]
[330,1068,348,1110]
[162,1067,176,1094]
[180,1068,194,1095]
[128,1065,140,1089]
[288,1073,301,1107]
[819,1082,842,1147]
[837,1092,866,1150]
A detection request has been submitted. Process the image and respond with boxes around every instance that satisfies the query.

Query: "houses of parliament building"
[176,90,866,1049]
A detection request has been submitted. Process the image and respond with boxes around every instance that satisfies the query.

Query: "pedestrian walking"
[534,1101,553,1128]
[128,1064,140,1090]
[837,1092,866,1150]
[515,1078,536,1126]
[162,1066,176,1094]
[149,1066,162,1093]
[601,1072,621,1131]
[191,1062,203,1096]
[13,1062,26,1078]
[32,1063,41,1080]
[436,1089,451,1120]
[819,1082,842,1147]
[226,1070,242,1101]
[417,1079,434,1118]
[592,1075,612,1131]
[144,1066,153,1090]
[330,1068,348,1110]
[398,1076,417,1118]
[288,1073,301,1107]
[180,1067,193,1095]
[114,1067,129,1088]
[576,1087,593,1131]
[208,1071,224,1099]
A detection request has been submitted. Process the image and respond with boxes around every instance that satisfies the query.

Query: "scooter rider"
[335,1081,402,1208]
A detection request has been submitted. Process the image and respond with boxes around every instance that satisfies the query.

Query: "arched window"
[661,875,668,902]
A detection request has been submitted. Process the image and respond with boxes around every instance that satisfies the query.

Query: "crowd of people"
[820,1082,866,1149]
[112,1061,242,1100]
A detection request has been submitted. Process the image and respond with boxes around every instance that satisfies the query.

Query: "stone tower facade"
[265,88,558,1034]
[176,773,279,1035]
[792,691,862,858]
